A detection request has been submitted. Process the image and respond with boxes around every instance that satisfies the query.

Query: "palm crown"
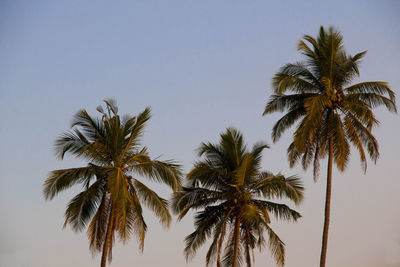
[173,128,304,267]
[43,99,182,267]
[264,26,396,178]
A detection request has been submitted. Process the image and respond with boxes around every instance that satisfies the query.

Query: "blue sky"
[1,1,400,266]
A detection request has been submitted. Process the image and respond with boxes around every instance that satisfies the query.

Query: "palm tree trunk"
[320,136,333,267]
[101,206,114,267]
[233,216,241,267]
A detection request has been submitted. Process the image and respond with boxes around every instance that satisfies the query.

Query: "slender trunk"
[320,136,333,267]
[101,206,114,267]
[233,216,241,267]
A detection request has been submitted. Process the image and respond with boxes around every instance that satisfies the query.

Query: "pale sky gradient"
[1,1,400,267]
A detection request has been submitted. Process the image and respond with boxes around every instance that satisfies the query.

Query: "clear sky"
[1,1,399,266]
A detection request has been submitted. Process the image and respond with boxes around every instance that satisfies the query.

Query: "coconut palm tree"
[263,26,397,267]
[43,99,182,267]
[173,128,304,267]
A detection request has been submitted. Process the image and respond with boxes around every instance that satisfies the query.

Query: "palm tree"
[173,128,304,267]
[263,26,397,267]
[43,99,182,267]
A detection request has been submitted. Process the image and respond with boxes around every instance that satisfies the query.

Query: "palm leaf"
[133,179,171,226]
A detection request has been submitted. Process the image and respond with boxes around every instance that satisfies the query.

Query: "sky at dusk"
[1,1,400,266]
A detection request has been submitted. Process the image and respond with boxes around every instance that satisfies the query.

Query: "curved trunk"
[101,206,114,267]
[320,136,333,267]
[233,216,241,267]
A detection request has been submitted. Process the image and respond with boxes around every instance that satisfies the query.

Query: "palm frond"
[172,187,222,220]
[71,109,105,140]
[342,115,367,171]
[127,183,147,251]
[186,160,228,190]
[88,193,111,253]
[54,129,90,159]
[251,173,304,204]
[133,179,171,226]
[131,159,183,191]
[271,107,306,142]
[346,92,397,113]
[184,204,226,261]
[272,63,319,94]
[205,208,233,267]
[222,223,243,267]
[235,154,257,186]
[345,82,396,102]
[121,107,151,160]
[265,224,285,267]
[253,200,301,222]
[64,179,105,231]
[263,93,316,115]
[43,166,99,200]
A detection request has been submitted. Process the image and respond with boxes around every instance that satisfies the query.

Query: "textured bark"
[320,136,333,267]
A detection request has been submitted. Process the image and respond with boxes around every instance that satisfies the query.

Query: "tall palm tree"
[173,128,304,267]
[263,26,397,267]
[43,99,182,267]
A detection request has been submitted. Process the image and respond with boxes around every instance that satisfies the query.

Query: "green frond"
[186,160,227,190]
[124,147,150,165]
[329,113,350,171]
[295,95,330,149]
[344,111,380,162]
[263,93,316,115]
[235,154,257,186]
[253,200,301,222]
[71,109,105,140]
[54,129,89,159]
[265,224,285,267]
[272,63,319,94]
[127,184,147,251]
[184,204,226,261]
[121,107,151,160]
[103,98,118,116]
[205,208,232,267]
[340,100,379,129]
[131,159,183,191]
[222,224,243,267]
[43,166,99,200]
[250,142,269,160]
[343,115,367,172]
[172,187,222,219]
[133,179,171,227]
[87,194,110,253]
[220,127,247,167]
[64,179,105,232]
[250,173,304,204]
[345,81,396,102]
[346,92,397,113]
[271,107,306,142]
